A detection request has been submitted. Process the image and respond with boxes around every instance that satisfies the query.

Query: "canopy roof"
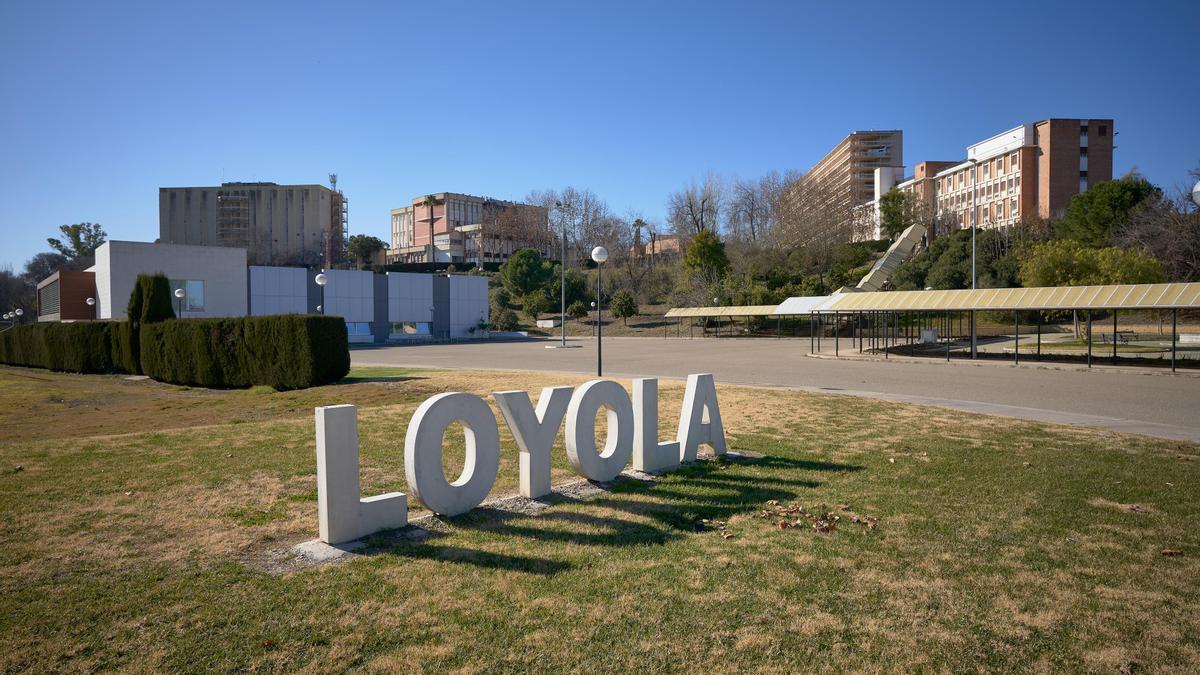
[821,283,1200,312]
[664,283,1200,319]
[663,305,778,318]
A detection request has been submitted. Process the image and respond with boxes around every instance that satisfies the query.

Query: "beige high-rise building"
[807,130,904,208]
[159,181,347,266]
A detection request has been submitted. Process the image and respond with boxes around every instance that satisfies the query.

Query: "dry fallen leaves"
[755,501,878,535]
[700,518,734,540]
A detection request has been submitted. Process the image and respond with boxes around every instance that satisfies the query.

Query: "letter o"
[404,392,501,516]
[565,380,634,482]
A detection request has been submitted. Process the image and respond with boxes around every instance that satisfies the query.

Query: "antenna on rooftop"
[329,173,338,192]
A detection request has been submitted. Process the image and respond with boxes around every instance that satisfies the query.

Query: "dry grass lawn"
[1,364,1198,671]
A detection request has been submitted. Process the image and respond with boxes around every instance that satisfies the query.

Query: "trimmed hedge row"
[140,315,349,390]
[0,315,349,390]
[0,322,129,373]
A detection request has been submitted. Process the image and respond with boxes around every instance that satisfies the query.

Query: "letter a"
[632,378,680,473]
[676,373,727,463]
[316,404,408,545]
[493,386,573,498]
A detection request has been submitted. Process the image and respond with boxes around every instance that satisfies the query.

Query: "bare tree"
[772,173,856,272]
[668,173,724,236]
[1114,187,1200,282]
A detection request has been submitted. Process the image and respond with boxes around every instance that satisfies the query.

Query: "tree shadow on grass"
[337,374,428,384]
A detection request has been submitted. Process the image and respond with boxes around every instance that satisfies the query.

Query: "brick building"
[388,193,550,265]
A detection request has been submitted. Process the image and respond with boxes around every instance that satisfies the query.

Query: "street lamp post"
[174,288,185,317]
[558,201,566,347]
[315,273,328,314]
[590,301,596,337]
[968,157,979,359]
[591,246,608,377]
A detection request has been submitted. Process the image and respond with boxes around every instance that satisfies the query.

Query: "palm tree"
[422,194,439,263]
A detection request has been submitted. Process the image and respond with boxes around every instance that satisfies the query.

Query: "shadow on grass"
[337,374,427,384]
[366,455,864,573]
[377,543,572,575]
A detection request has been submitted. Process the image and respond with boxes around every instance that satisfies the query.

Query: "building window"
[1080,147,1088,158]
[170,279,205,312]
[1080,124,1088,136]
[1080,170,1088,178]
[185,280,205,311]
[1011,198,1018,216]
[1099,124,1108,137]
[390,322,431,336]
[346,322,372,336]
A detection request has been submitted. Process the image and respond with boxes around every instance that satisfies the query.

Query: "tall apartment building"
[159,181,347,266]
[891,118,1113,235]
[807,130,904,208]
[389,192,550,265]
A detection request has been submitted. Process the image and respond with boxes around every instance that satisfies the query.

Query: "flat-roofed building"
[807,130,904,209]
[160,181,347,266]
[388,193,551,265]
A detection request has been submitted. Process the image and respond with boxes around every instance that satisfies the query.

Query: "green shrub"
[140,315,349,390]
[0,322,133,374]
[567,300,589,319]
[491,309,519,332]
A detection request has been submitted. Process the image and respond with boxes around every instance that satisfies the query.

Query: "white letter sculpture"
[677,373,727,462]
[564,379,634,482]
[493,386,573,499]
[404,392,501,516]
[315,405,408,545]
[632,378,681,473]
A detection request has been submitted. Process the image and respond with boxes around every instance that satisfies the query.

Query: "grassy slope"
[1,365,1198,671]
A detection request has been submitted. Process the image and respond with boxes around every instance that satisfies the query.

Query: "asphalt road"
[352,337,1200,443]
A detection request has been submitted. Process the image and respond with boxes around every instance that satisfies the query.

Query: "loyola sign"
[314,374,727,545]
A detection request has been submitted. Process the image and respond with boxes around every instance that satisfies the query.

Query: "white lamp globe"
[315,273,328,286]
[1191,179,1200,209]
[174,288,185,299]
[14,309,22,317]
[590,246,608,264]
[86,297,95,306]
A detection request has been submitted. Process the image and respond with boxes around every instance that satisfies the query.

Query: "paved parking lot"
[353,337,1200,443]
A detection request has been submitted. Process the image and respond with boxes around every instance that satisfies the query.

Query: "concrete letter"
[404,392,501,516]
[315,404,408,545]
[632,378,681,473]
[493,386,573,498]
[677,373,727,462]
[565,379,634,481]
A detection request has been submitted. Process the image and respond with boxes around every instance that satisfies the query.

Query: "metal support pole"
[1037,313,1041,359]
[1113,311,1118,360]
[835,312,839,356]
[817,314,822,353]
[946,310,951,361]
[596,264,603,377]
[810,313,814,353]
[1171,308,1177,372]
[1087,311,1092,368]
[777,315,781,339]
[885,312,890,359]
[1171,307,1180,369]
[970,310,976,359]
[858,313,863,352]
[1014,311,1019,364]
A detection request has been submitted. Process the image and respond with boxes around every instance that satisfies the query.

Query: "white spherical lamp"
[315,273,328,287]
[590,246,608,264]
[86,297,95,306]
[1191,179,1200,209]
[174,288,185,299]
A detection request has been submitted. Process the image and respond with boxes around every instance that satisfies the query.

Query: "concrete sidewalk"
[352,337,1200,444]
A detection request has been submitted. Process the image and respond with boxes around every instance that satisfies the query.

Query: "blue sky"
[2,0,1197,272]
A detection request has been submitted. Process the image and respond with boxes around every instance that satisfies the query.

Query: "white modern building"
[89,240,249,320]
[45,241,489,345]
